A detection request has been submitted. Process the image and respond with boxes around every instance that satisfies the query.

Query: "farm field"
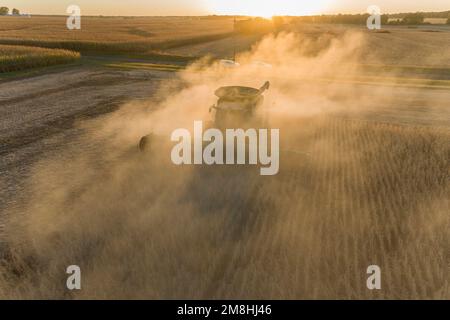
[0,16,449,299]
[0,90,448,299]
[0,16,235,54]
[0,16,234,42]
[358,26,450,67]
[1,16,450,71]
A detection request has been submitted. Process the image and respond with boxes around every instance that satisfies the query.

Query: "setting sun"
[208,0,333,17]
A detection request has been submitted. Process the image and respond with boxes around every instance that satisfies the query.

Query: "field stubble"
[0,113,448,299]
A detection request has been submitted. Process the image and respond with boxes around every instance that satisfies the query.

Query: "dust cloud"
[0,31,448,299]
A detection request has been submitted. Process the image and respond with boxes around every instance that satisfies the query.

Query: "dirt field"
[0,20,449,299]
[0,67,175,228]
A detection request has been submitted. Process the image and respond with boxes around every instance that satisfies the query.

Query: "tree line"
[0,7,20,15]
[291,12,450,25]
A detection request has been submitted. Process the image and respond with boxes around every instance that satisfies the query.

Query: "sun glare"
[208,0,332,18]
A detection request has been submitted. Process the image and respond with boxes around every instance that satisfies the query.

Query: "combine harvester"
[139,81,309,169]
[139,81,271,152]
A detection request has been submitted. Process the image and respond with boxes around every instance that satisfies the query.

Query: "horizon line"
[2,9,449,18]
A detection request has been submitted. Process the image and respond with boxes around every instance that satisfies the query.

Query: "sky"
[1,0,449,16]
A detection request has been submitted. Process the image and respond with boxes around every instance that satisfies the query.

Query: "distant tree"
[447,18,450,25]
[402,12,424,25]
[0,7,9,15]
[12,8,20,15]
